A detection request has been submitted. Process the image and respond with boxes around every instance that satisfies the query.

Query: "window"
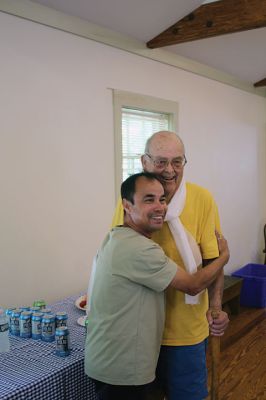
[122,107,170,180]
[113,90,178,197]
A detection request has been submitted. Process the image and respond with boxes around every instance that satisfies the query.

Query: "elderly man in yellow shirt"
[112,131,229,400]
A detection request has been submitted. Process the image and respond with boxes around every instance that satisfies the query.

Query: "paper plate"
[77,315,87,327]
[75,295,87,311]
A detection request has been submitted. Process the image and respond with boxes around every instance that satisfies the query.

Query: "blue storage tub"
[232,264,266,308]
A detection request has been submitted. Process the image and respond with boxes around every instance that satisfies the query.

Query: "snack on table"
[79,297,87,309]
[75,295,87,311]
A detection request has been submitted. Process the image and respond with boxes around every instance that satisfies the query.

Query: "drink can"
[30,306,41,313]
[55,326,70,356]
[10,309,21,336]
[19,306,31,312]
[19,311,32,338]
[85,317,89,336]
[55,312,68,328]
[42,308,52,315]
[32,312,43,339]
[0,312,9,333]
[5,308,16,329]
[41,314,55,342]
[33,300,46,310]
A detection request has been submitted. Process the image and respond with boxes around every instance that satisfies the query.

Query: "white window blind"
[122,107,170,180]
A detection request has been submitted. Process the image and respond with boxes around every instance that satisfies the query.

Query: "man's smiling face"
[123,177,167,238]
[142,132,186,202]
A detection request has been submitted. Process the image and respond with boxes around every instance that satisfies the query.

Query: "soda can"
[19,311,32,338]
[33,300,46,310]
[41,314,55,342]
[55,326,70,356]
[5,308,16,329]
[30,306,41,313]
[85,317,89,336]
[32,312,43,340]
[10,309,21,336]
[19,306,31,312]
[55,312,68,328]
[42,308,52,315]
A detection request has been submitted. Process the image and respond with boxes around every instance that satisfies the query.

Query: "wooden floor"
[206,307,266,400]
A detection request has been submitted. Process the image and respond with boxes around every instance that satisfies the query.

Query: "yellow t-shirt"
[112,182,221,346]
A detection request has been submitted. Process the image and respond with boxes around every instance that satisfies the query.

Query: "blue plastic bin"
[232,264,266,308]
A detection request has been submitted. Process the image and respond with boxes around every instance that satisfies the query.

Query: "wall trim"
[1,0,266,98]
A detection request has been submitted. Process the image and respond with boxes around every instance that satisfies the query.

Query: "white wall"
[0,12,266,308]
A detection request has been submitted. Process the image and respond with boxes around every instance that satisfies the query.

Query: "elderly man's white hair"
[144,131,185,154]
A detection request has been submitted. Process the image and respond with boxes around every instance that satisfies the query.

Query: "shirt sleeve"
[200,194,221,260]
[111,197,124,228]
[113,239,177,293]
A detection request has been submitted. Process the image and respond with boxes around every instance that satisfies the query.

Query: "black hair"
[121,172,161,204]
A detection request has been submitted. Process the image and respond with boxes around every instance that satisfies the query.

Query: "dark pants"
[92,378,156,400]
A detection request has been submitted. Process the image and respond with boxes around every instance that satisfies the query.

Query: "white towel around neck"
[164,177,203,304]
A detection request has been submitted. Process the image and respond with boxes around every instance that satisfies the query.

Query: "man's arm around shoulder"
[168,235,229,298]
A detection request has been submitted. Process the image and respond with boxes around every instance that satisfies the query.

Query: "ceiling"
[9,0,266,88]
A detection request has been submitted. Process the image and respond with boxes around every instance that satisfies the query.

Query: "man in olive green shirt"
[84,172,229,400]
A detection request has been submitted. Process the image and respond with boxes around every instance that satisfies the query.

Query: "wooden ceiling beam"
[147,0,266,49]
[254,78,266,87]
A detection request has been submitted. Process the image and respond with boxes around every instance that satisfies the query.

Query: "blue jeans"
[156,340,208,400]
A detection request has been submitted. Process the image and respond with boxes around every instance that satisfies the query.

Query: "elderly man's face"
[142,135,186,202]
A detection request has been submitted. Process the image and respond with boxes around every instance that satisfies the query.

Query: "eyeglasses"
[145,153,187,169]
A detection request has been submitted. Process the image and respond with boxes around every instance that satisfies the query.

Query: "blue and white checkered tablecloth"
[0,294,97,400]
